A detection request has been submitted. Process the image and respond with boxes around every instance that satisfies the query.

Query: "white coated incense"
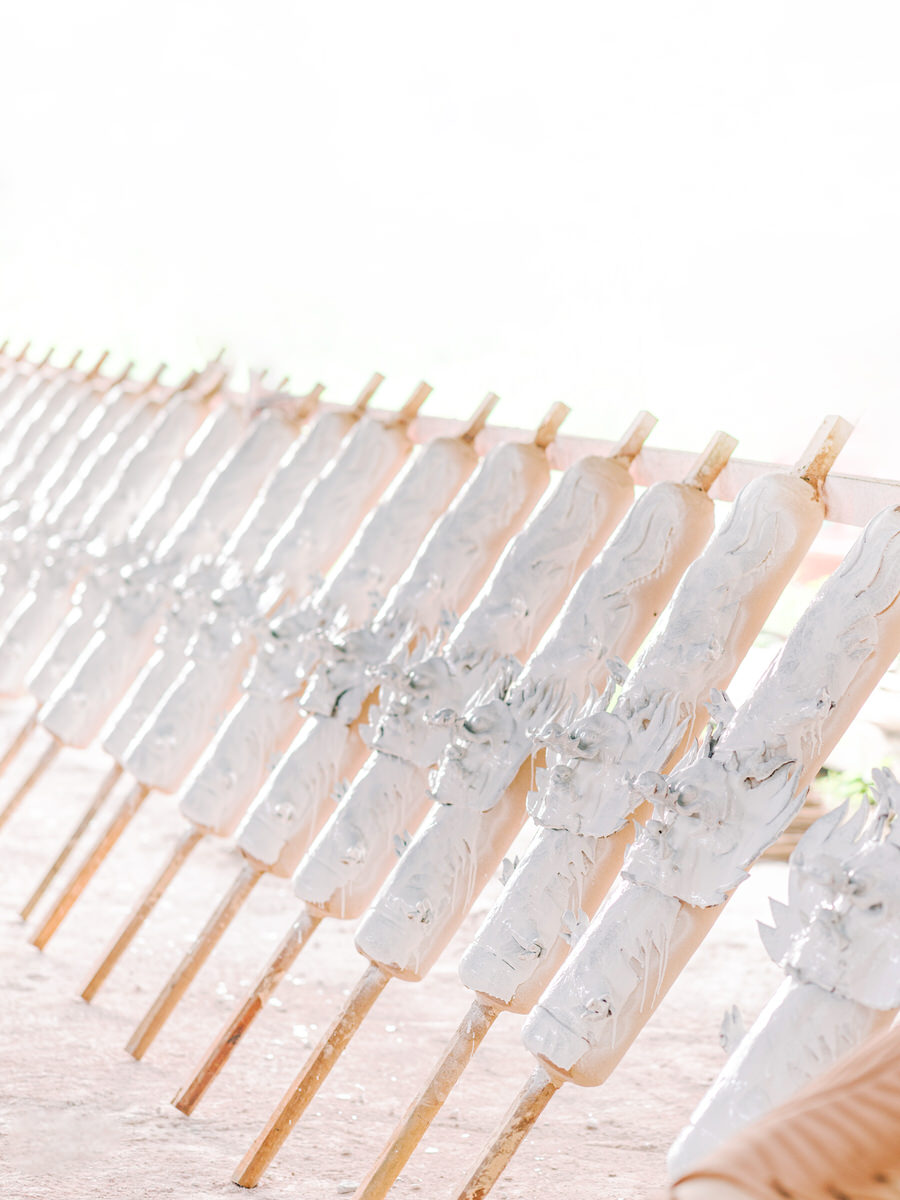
[668,768,900,1175]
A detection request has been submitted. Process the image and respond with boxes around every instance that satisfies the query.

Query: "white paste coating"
[457,823,632,1013]
[0,384,102,504]
[129,400,252,551]
[427,481,716,815]
[667,979,890,1176]
[293,753,430,919]
[0,576,80,696]
[309,436,479,631]
[354,768,532,981]
[529,473,823,838]
[43,389,161,530]
[523,507,900,1088]
[38,569,172,746]
[351,483,714,981]
[252,415,416,596]
[29,383,136,520]
[665,769,900,1173]
[100,624,195,761]
[220,409,358,571]
[177,691,302,835]
[626,506,900,908]
[175,436,477,836]
[300,440,552,724]
[24,406,253,705]
[154,409,302,567]
[234,715,370,875]
[367,458,635,768]
[0,376,83,478]
[77,387,212,545]
[110,415,431,790]
[235,441,553,881]
[120,608,257,791]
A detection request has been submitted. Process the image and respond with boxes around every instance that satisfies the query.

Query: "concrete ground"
[0,694,789,1200]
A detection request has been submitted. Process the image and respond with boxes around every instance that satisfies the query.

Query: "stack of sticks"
[0,339,898,1198]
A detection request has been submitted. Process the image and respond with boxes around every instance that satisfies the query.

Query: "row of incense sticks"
[0,339,898,1197]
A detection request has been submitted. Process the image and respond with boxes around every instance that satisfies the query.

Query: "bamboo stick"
[172,907,322,1114]
[19,762,124,919]
[0,738,61,834]
[124,861,262,1059]
[79,825,204,1001]
[28,781,150,950]
[353,999,500,1200]
[232,961,391,1188]
[453,1067,560,1200]
[0,710,37,783]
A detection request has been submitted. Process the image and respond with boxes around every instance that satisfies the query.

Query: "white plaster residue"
[670,775,900,1172]
[120,612,255,791]
[458,826,602,1007]
[375,441,550,643]
[252,416,413,598]
[625,506,900,907]
[37,572,171,746]
[521,879,681,1071]
[178,690,302,836]
[347,483,713,983]
[762,771,900,1007]
[427,480,714,817]
[235,715,356,871]
[78,389,210,546]
[0,576,80,696]
[441,455,634,661]
[43,390,160,531]
[153,409,297,566]
[100,632,192,762]
[220,409,355,572]
[667,977,889,1177]
[529,473,822,837]
[29,384,134,520]
[127,400,250,551]
[366,645,509,767]
[366,458,634,767]
[354,780,528,981]
[301,441,550,725]
[311,436,478,631]
[292,752,429,919]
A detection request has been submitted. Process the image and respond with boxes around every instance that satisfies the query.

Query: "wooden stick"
[395,381,433,423]
[795,413,854,493]
[608,410,657,466]
[79,825,204,1001]
[0,710,37,782]
[353,999,500,1200]
[124,861,263,1060]
[682,430,739,491]
[85,349,110,379]
[28,781,150,950]
[232,961,390,1188]
[19,762,124,920]
[0,738,61,834]
[460,393,500,444]
[172,907,322,1114]
[533,401,570,448]
[15,341,31,362]
[453,1066,561,1200]
[351,372,386,415]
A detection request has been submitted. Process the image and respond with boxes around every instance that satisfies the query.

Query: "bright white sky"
[2,1,898,471]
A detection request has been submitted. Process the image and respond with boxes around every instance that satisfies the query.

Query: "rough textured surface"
[0,695,787,1199]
